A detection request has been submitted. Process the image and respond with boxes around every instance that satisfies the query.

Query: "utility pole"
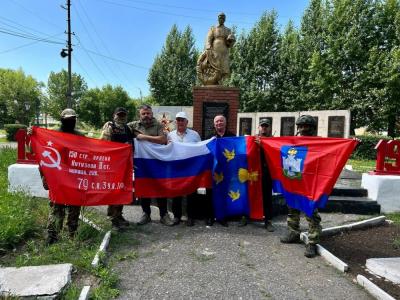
[61,0,73,108]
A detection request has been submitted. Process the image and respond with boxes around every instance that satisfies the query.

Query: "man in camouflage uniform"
[100,107,138,231]
[44,108,82,244]
[128,104,174,226]
[280,115,322,258]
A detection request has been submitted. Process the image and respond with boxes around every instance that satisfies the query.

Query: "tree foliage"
[229,0,400,136]
[46,69,87,119]
[77,84,134,128]
[0,68,43,126]
[230,12,280,112]
[148,25,198,105]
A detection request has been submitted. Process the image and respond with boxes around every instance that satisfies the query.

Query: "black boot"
[304,244,317,258]
[280,231,301,244]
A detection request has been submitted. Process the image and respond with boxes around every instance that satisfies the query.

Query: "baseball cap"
[114,107,128,115]
[260,118,271,126]
[175,111,188,120]
[60,108,77,118]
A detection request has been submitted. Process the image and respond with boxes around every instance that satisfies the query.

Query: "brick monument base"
[192,86,240,139]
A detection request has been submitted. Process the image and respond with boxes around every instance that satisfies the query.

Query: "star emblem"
[47,141,53,146]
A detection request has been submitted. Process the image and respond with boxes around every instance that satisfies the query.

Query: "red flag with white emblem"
[30,127,133,206]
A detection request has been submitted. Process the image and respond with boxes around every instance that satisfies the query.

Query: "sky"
[0,0,310,99]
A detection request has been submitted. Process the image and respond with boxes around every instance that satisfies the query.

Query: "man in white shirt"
[167,112,201,226]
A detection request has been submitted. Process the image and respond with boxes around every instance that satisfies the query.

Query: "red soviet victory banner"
[30,127,133,206]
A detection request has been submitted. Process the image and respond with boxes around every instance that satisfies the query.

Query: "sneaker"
[172,217,181,225]
[118,216,130,227]
[137,213,151,225]
[238,216,248,227]
[160,214,174,226]
[186,218,195,227]
[304,243,317,258]
[264,221,275,232]
[280,230,301,244]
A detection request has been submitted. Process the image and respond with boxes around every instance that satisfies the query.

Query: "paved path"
[96,206,372,300]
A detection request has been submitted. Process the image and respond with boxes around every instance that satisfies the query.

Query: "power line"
[114,0,301,19]
[73,1,120,84]
[73,55,96,85]
[0,28,64,44]
[76,0,134,89]
[96,0,254,25]
[77,45,149,70]
[9,0,64,31]
[74,35,110,82]
[115,0,261,16]
[0,32,64,54]
[0,15,65,42]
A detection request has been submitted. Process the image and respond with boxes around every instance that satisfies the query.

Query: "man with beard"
[128,104,174,226]
[100,107,139,231]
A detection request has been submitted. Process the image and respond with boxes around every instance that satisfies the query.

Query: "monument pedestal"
[361,173,400,213]
[8,164,48,198]
[193,86,239,139]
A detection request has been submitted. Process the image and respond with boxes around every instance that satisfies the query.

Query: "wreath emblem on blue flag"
[281,146,307,179]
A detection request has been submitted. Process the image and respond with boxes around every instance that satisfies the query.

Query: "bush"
[350,135,395,160]
[4,124,27,141]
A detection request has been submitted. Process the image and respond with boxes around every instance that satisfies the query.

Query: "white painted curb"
[316,244,348,272]
[321,216,386,236]
[357,274,396,300]
[301,216,387,244]
[91,231,111,267]
[78,285,90,300]
[79,214,103,232]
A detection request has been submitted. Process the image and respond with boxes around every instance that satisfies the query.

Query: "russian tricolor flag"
[134,138,216,198]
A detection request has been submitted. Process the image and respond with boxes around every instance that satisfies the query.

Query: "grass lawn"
[0,147,119,299]
[347,159,375,173]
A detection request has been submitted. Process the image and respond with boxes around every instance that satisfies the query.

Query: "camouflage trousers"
[287,207,322,244]
[107,205,123,223]
[47,202,81,239]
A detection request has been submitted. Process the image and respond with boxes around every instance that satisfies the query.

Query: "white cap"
[175,111,188,120]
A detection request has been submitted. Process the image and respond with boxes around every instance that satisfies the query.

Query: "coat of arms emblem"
[281,146,307,179]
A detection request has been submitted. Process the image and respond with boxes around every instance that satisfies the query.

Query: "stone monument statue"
[197,12,236,85]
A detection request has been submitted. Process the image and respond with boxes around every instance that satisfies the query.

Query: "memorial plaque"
[239,118,252,136]
[312,116,318,136]
[280,117,295,136]
[328,116,345,137]
[202,102,229,138]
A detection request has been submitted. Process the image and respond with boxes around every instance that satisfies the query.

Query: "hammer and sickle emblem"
[40,146,62,170]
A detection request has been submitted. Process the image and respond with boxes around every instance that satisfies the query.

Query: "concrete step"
[320,196,381,215]
[331,187,368,197]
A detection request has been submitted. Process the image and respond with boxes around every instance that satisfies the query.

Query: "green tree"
[148,25,198,105]
[47,70,87,119]
[298,0,330,109]
[363,0,400,136]
[230,11,280,112]
[0,68,43,125]
[78,84,134,128]
[275,21,304,111]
